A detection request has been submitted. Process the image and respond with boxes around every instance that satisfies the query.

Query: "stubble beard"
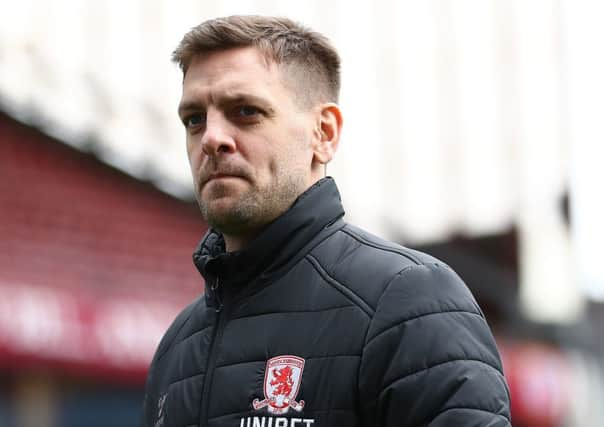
[198,171,307,238]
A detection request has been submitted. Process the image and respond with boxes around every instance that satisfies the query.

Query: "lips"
[200,170,247,188]
[210,173,237,180]
[206,174,240,184]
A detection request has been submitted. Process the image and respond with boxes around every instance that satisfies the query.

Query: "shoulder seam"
[372,264,424,319]
[305,254,374,317]
[356,264,421,394]
[341,227,423,265]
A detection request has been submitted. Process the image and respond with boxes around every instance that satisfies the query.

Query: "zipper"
[199,277,228,426]
[211,277,223,312]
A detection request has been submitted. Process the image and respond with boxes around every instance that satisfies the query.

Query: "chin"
[201,190,246,216]
[202,196,238,215]
[203,179,250,200]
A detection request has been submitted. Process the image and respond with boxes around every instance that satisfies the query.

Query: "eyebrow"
[178,93,275,118]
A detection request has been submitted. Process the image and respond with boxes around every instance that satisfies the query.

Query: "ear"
[312,103,343,165]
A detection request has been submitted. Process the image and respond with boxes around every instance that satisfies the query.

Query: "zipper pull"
[211,277,223,313]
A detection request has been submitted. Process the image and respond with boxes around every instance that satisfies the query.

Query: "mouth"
[201,172,246,188]
[208,173,240,182]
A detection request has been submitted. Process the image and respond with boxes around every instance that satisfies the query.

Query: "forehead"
[181,46,286,103]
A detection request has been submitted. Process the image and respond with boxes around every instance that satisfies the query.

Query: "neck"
[223,228,264,252]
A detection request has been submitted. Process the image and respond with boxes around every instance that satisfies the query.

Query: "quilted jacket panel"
[142,178,511,427]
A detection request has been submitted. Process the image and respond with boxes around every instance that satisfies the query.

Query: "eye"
[237,105,261,117]
[183,113,206,129]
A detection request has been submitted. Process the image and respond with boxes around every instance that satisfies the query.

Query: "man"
[142,15,511,427]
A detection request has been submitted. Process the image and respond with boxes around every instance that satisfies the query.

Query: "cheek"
[186,140,202,170]
[268,141,311,177]
[285,126,314,163]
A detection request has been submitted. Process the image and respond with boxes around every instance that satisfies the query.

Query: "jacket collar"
[193,177,345,306]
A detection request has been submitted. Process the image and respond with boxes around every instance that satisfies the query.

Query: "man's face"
[179,46,318,238]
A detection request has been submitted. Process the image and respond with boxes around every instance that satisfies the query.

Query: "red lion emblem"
[252,355,306,414]
[270,366,294,396]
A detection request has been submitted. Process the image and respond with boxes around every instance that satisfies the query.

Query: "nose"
[201,111,236,156]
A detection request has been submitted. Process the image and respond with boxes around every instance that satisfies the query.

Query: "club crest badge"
[252,355,306,415]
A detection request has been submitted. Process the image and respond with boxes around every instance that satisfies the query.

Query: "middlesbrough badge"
[253,355,306,415]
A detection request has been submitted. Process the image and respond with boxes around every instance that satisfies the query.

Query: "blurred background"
[1,0,603,426]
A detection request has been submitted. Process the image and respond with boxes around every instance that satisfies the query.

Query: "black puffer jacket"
[142,177,511,427]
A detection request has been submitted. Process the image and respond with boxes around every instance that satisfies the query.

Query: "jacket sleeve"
[358,263,511,426]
